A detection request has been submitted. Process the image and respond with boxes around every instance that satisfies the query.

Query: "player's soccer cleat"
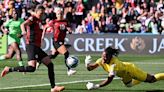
[1,66,10,77]
[67,69,76,76]
[51,86,65,92]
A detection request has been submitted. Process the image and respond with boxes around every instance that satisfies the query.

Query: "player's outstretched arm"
[86,63,99,71]
[86,75,114,90]
[99,75,114,87]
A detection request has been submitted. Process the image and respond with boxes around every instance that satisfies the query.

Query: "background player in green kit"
[0,10,24,66]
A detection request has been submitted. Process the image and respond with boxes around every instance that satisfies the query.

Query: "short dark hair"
[35,5,45,11]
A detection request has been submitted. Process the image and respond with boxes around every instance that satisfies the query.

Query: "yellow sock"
[132,79,141,86]
[154,73,164,81]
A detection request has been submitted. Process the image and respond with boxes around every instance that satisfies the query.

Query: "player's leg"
[144,73,164,83]
[130,64,164,83]
[154,73,164,80]
[57,44,76,76]
[49,48,59,59]
[127,62,164,84]
[1,60,36,77]
[1,35,17,60]
[0,44,37,77]
[57,45,69,68]
[10,42,24,66]
[122,64,148,87]
[0,45,15,60]
[49,44,71,59]
[122,75,141,87]
[37,47,59,69]
[42,57,65,92]
[37,47,65,92]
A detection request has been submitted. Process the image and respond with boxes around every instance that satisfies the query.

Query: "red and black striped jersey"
[48,20,69,42]
[26,15,43,47]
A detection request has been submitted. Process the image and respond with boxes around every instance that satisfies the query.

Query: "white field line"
[0,78,120,90]
[132,62,164,64]
[0,62,164,90]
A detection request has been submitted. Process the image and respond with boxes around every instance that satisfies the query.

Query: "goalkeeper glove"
[86,82,100,90]
[85,55,92,67]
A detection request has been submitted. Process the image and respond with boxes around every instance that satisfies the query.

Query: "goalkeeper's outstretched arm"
[99,75,114,87]
[87,63,99,71]
[86,75,114,90]
[85,55,99,71]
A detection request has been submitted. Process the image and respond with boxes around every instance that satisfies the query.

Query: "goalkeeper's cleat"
[51,86,65,92]
[67,69,76,76]
[1,66,10,77]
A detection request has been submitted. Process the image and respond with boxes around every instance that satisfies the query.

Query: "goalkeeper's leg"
[144,73,164,83]
[154,73,164,81]
[123,79,141,87]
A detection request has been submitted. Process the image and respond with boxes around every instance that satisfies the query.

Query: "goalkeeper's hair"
[104,46,119,57]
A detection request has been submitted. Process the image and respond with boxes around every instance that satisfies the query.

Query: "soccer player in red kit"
[43,7,76,76]
[1,5,65,92]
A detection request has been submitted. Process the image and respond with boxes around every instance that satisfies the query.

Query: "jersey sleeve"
[20,18,25,24]
[95,58,102,66]
[4,19,12,28]
[108,64,116,76]
[27,16,34,22]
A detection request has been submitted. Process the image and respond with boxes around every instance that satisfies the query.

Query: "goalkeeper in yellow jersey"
[85,46,164,90]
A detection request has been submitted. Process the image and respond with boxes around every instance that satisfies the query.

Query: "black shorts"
[26,44,48,61]
[53,41,64,49]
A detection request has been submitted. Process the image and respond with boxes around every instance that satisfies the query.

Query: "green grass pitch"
[0,55,164,92]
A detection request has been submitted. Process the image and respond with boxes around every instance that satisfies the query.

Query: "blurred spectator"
[0,0,164,34]
[106,16,118,33]
[75,0,84,26]
[75,20,87,34]
[85,13,94,34]
[157,0,163,11]
[21,7,28,20]
[114,0,124,10]
[15,0,23,18]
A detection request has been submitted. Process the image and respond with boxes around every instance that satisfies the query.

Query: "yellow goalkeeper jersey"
[96,57,147,81]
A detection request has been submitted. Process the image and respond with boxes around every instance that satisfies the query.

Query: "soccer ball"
[66,56,79,68]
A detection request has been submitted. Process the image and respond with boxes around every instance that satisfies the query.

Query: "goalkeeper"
[85,46,164,90]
